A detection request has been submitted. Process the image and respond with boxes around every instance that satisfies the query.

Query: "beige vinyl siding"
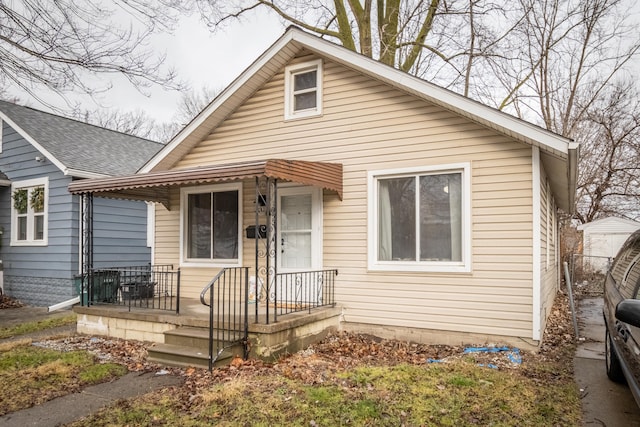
[156,54,536,339]
[539,165,560,335]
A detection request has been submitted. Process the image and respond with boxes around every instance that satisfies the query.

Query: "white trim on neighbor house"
[367,163,472,273]
[0,112,111,179]
[64,169,110,179]
[284,59,323,121]
[10,176,49,247]
[0,118,3,154]
[532,146,542,341]
[179,182,243,268]
[0,111,67,174]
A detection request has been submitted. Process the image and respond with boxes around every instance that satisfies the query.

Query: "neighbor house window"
[368,164,471,272]
[284,59,323,120]
[181,183,242,265]
[11,177,48,246]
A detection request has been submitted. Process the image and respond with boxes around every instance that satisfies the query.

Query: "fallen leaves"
[22,290,576,419]
[0,295,24,309]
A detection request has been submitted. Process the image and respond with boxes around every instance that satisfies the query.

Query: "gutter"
[567,143,580,213]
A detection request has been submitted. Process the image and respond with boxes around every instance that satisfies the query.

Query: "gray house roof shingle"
[0,100,163,177]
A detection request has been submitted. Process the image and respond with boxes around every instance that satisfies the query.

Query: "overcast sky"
[22,9,286,125]
[115,11,286,123]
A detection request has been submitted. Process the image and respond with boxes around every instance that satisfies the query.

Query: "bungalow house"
[68,27,578,361]
[0,101,162,306]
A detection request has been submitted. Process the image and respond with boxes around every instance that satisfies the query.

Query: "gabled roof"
[143,26,578,211]
[0,100,163,178]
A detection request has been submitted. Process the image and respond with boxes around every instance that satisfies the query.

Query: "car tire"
[606,329,625,383]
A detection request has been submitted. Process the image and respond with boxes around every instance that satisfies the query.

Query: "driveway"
[575,297,640,426]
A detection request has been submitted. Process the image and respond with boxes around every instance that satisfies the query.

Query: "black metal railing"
[273,269,338,317]
[79,264,180,313]
[200,267,249,371]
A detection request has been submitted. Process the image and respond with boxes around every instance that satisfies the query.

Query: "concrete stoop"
[148,326,244,369]
[75,303,343,369]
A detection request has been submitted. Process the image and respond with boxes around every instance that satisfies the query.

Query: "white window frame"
[368,163,471,273]
[284,59,323,120]
[180,182,243,267]
[10,177,49,246]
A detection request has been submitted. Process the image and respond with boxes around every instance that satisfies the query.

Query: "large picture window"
[369,164,471,272]
[181,184,241,265]
[11,177,48,246]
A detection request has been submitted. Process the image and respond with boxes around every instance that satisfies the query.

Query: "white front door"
[277,186,322,304]
[278,186,322,271]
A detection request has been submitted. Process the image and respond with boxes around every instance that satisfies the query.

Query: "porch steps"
[147,326,244,369]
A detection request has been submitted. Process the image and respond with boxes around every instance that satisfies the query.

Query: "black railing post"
[243,267,249,359]
[175,268,181,314]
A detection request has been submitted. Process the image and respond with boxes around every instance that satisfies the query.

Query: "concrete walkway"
[574,297,640,426]
[0,371,182,427]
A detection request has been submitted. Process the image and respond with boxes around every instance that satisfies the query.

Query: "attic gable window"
[284,59,323,120]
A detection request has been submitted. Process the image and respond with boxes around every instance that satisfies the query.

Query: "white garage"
[578,217,640,272]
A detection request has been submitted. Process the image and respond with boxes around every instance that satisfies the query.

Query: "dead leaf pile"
[28,290,575,401]
[33,336,153,372]
[0,295,23,309]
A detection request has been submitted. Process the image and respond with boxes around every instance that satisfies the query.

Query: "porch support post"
[254,177,260,323]
[80,193,94,306]
[266,178,278,324]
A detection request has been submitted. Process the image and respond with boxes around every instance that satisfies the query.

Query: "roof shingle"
[0,100,162,176]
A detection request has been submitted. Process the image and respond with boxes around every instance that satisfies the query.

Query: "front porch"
[67,159,344,369]
[74,296,342,368]
[74,265,339,368]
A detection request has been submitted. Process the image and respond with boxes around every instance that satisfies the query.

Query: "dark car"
[603,229,640,406]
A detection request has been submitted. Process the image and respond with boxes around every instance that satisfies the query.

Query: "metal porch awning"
[67,159,343,209]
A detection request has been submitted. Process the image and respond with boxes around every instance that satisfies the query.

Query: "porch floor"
[73,298,342,335]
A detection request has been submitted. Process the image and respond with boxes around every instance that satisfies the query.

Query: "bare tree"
[0,0,189,107]
[491,0,639,135]
[574,82,640,222]
[199,1,477,75]
[71,85,219,143]
[70,107,163,141]
[174,85,218,126]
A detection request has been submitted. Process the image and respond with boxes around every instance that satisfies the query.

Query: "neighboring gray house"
[0,101,162,306]
[578,217,640,273]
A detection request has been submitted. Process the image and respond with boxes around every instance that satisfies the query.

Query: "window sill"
[284,110,323,122]
[180,259,242,268]
[10,240,48,247]
[368,262,471,274]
